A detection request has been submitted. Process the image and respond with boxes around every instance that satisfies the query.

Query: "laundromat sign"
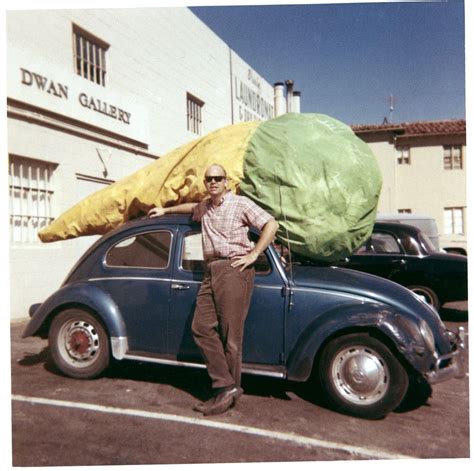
[19,67,132,124]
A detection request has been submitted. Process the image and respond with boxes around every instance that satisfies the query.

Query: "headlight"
[419,319,436,352]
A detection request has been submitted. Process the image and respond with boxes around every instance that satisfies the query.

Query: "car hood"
[290,264,439,321]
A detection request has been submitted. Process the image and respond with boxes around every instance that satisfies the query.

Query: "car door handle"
[391,259,406,265]
[171,283,190,290]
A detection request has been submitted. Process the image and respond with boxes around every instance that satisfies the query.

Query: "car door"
[168,224,287,366]
[339,229,408,280]
[99,226,177,353]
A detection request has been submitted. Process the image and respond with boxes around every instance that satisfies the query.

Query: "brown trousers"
[191,259,255,390]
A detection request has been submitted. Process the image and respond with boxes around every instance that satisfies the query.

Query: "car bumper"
[425,327,467,384]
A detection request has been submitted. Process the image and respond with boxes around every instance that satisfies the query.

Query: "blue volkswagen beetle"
[23,215,466,419]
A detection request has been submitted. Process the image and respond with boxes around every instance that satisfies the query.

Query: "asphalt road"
[10,304,469,466]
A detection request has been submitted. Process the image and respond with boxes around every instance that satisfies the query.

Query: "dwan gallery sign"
[20,67,132,125]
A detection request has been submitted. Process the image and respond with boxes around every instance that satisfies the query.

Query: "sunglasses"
[204,175,226,183]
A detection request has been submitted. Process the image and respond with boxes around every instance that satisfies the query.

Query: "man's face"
[204,166,227,198]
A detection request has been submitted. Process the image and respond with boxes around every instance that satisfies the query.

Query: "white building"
[7,8,283,319]
[353,120,467,253]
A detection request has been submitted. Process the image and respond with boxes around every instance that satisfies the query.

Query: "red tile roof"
[352,119,465,136]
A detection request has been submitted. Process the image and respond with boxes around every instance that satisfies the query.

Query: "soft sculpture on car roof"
[38,113,382,262]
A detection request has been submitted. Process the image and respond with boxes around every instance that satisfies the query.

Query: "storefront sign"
[234,69,273,122]
[20,67,131,124]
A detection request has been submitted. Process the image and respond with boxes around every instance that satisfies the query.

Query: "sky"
[190,0,466,125]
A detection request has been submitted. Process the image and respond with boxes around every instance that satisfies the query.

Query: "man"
[148,164,278,415]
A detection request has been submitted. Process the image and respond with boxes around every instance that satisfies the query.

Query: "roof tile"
[351,119,465,136]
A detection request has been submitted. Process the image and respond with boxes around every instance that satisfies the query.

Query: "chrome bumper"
[425,327,467,384]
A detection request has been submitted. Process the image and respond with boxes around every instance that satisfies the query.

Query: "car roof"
[90,214,197,245]
[121,214,195,230]
[373,221,421,235]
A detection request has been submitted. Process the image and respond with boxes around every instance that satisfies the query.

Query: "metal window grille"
[187,93,204,135]
[444,207,464,235]
[73,25,108,86]
[396,146,410,165]
[9,156,56,243]
[443,145,463,170]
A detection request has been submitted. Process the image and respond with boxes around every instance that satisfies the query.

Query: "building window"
[73,24,109,86]
[398,209,412,214]
[443,145,463,170]
[396,146,410,165]
[187,93,204,135]
[9,156,56,243]
[444,207,464,235]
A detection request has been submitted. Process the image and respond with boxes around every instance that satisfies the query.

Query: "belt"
[206,256,234,264]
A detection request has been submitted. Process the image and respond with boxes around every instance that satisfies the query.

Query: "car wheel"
[407,285,440,311]
[318,333,409,419]
[49,308,110,379]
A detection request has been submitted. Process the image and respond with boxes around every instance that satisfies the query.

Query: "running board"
[122,352,287,379]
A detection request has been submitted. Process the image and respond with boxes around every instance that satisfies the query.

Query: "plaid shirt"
[192,192,274,261]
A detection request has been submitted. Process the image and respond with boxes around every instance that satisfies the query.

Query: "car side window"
[369,232,402,254]
[181,232,206,272]
[181,231,272,275]
[106,231,172,269]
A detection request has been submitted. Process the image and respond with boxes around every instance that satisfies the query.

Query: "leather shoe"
[194,386,244,414]
[202,386,241,416]
[193,396,216,413]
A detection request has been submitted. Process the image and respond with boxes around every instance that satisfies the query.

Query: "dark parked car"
[23,215,466,419]
[332,222,468,311]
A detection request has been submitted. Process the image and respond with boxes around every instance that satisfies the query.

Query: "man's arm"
[148,202,197,218]
[231,218,279,271]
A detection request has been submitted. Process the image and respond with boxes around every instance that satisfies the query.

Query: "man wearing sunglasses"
[148,164,278,415]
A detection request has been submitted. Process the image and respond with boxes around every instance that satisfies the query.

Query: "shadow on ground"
[439,304,468,322]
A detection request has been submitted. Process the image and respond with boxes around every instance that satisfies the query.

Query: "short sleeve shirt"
[192,192,274,261]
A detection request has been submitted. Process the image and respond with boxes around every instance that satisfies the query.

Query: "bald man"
[148,164,278,415]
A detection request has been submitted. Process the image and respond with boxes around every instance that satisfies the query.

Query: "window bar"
[73,32,77,73]
[194,102,197,133]
[9,161,14,243]
[95,44,100,84]
[82,37,88,79]
[198,104,202,134]
[27,164,32,242]
[101,48,106,86]
[89,42,94,82]
[79,35,84,77]
[18,162,24,242]
[38,165,43,241]
[74,32,80,75]
[46,165,51,222]
[193,101,197,133]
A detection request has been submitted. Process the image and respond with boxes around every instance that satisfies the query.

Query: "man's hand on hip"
[231,251,259,271]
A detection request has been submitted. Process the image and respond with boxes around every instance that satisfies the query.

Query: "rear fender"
[22,282,127,341]
[286,303,428,382]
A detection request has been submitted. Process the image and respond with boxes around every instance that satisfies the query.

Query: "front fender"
[22,281,127,340]
[286,302,429,382]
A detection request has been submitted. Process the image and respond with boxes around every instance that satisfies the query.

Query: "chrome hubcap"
[331,345,389,405]
[59,320,100,366]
